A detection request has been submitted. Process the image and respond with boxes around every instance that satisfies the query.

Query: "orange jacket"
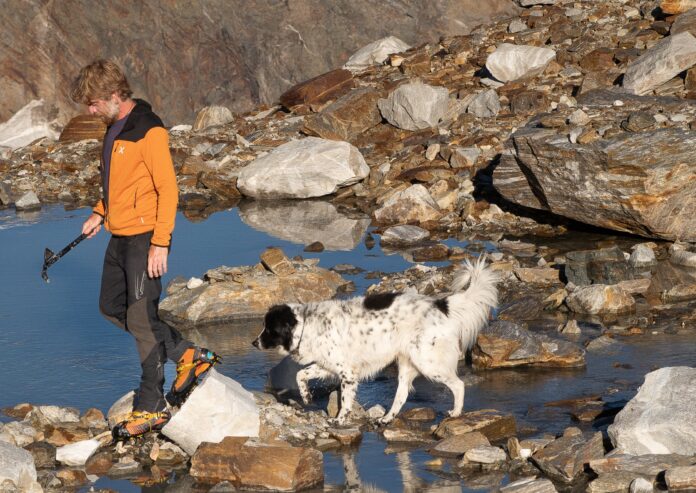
[93,100,177,247]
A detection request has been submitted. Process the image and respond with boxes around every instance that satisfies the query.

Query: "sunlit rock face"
[0,0,518,124]
[238,200,370,251]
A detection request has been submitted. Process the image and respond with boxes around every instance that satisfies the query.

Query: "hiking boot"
[166,347,221,407]
[111,410,170,441]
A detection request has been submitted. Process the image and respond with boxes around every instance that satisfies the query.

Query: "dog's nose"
[252,338,259,349]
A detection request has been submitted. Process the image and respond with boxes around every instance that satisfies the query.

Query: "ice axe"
[41,220,102,283]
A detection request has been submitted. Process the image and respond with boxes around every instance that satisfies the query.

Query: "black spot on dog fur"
[434,298,449,315]
[260,304,298,352]
[363,292,400,310]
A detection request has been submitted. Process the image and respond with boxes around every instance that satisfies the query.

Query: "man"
[71,59,219,440]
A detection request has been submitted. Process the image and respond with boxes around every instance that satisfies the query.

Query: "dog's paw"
[299,392,312,406]
[446,410,462,418]
[377,415,394,426]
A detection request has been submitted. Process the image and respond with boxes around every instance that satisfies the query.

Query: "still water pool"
[2,203,696,492]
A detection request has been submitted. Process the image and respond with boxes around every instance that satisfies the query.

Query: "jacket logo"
[117,145,125,154]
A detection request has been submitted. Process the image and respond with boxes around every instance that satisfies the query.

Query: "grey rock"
[192,106,234,131]
[238,200,370,251]
[378,81,450,130]
[624,32,696,95]
[0,183,12,205]
[630,477,654,493]
[14,191,40,211]
[588,472,652,493]
[374,184,442,224]
[431,431,490,457]
[0,99,60,150]
[518,0,556,5]
[344,36,410,71]
[0,441,39,492]
[566,285,635,315]
[467,89,501,118]
[508,18,528,33]
[485,43,556,83]
[565,247,631,286]
[163,368,260,455]
[630,244,657,267]
[494,122,696,241]
[450,146,481,168]
[532,431,604,483]
[672,9,696,37]
[590,453,693,482]
[501,477,558,492]
[609,366,696,455]
[237,137,369,199]
[380,225,430,245]
[55,439,100,466]
[27,405,80,426]
[670,243,696,267]
[462,445,506,464]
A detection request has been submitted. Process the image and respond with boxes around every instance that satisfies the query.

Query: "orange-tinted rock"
[58,115,106,143]
[280,69,354,109]
[303,88,381,141]
[434,409,517,441]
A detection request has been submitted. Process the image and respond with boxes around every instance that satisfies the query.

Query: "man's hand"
[82,213,102,238]
[148,245,168,279]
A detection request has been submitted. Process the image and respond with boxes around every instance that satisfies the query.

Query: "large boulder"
[373,184,442,224]
[661,0,696,14]
[532,432,605,483]
[0,441,40,492]
[238,199,370,251]
[162,369,259,455]
[192,105,234,131]
[237,137,369,199]
[493,93,696,241]
[608,367,696,455]
[344,36,411,71]
[159,250,346,327]
[190,436,323,491]
[623,32,696,95]
[472,321,585,369]
[378,81,450,130]
[0,99,61,149]
[485,43,556,83]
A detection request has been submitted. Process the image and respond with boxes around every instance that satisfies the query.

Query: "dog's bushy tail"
[448,255,499,352]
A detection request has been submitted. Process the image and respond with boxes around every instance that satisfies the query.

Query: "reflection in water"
[238,199,371,251]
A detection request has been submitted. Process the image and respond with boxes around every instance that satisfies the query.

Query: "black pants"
[99,232,191,412]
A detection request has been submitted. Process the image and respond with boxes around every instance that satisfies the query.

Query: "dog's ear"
[262,304,298,351]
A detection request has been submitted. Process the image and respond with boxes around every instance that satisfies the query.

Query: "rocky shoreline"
[5,0,696,490]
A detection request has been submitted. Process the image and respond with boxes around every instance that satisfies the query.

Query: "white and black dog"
[252,257,498,425]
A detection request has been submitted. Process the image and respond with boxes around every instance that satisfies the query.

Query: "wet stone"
[107,459,143,478]
[55,468,88,487]
[532,431,604,483]
[380,225,429,245]
[0,183,12,205]
[400,407,436,422]
[25,442,56,469]
[500,477,558,492]
[304,241,325,252]
[462,445,507,464]
[328,427,362,446]
[434,409,516,441]
[85,450,113,476]
[430,431,490,458]
[587,471,652,493]
[411,244,450,262]
[14,191,40,211]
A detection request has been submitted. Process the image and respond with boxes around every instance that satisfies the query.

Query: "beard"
[99,98,121,125]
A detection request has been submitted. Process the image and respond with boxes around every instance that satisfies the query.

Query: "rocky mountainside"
[0,0,517,125]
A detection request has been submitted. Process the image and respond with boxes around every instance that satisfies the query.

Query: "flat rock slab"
[378,80,450,131]
[238,137,369,199]
[463,445,507,464]
[586,471,653,493]
[238,200,370,251]
[493,116,696,241]
[608,366,696,455]
[472,320,585,369]
[192,105,234,131]
[500,477,558,492]
[159,253,346,327]
[190,437,323,491]
[485,43,556,83]
[162,369,260,455]
[381,225,430,245]
[589,453,695,479]
[624,32,696,95]
[430,431,490,457]
[532,431,604,483]
[434,409,516,441]
[344,36,410,71]
[58,115,105,143]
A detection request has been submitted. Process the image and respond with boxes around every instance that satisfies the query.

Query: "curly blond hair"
[70,59,133,104]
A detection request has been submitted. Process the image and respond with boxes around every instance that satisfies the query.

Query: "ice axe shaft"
[41,221,102,282]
